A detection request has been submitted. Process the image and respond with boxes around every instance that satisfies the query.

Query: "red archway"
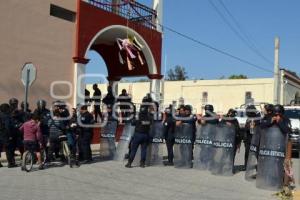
[73,0,162,78]
[73,0,163,105]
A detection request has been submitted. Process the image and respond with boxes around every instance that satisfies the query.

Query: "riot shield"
[173,123,194,169]
[193,123,216,170]
[146,121,165,166]
[245,126,261,181]
[210,123,236,176]
[256,126,287,191]
[114,123,135,161]
[100,121,118,160]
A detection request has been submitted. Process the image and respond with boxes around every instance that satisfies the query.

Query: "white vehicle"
[234,102,266,128]
[284,105,300,153]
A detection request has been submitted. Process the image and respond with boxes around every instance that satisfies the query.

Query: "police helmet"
[0,103,10,114]
[273,104,285,115]
[264,104,274,114]
[9,98,18,107]
[204,104,214,112]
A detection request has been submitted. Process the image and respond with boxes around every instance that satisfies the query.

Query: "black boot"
[140,161,145,168]
[125,161,132,168]
[0,162,3,168]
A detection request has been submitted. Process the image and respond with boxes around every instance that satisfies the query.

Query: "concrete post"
[273,37,280,104]
[112,0,121,14]
[73,63,86,107]
[150,78,161,102]
[152,0,163,32]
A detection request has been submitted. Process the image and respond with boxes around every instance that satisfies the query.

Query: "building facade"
[87,69,300,114]
[0,0,163,108]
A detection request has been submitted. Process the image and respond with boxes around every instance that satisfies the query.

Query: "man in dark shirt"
[102,86,116,108]
[85,89,91,105]
[117,89,132,122]
[92,84,102,123]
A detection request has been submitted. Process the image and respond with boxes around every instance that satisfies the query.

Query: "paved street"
[0,145,278,200]
[0,160,275,200]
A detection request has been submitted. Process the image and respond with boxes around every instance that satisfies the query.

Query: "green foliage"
[228,74,248,79]
[167,65,188,81]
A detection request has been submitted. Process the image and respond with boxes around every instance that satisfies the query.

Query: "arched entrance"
[72,0,163,106]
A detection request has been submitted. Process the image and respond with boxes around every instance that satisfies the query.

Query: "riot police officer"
[199,104,219,125]
[221,109,242,169]
[163,105,175,166]
[256,104,291,190]
[244,105,261,169]
[260,104,274,129]
[78,105,94,163]
[8,98,24,167]
[125,105,153,168]
[271,104,291,134]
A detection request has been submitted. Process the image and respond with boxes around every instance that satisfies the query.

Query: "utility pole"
[273,37,280,105]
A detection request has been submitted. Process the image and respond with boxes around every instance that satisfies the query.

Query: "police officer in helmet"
[198,104,219,125]
[260,104,274,129]
[163,105,176,166]
[271,104,291,134]
[125,102,153,168]
[244,105,261,169]
[78,105,94,164]
[7,98,24,167]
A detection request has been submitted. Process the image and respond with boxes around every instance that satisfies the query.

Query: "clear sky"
[86,0,300,83]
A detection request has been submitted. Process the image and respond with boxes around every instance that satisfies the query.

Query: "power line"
[128,3,273,74]
[208,0,274,66]
[217,0,274,65]
[159,24,273,74]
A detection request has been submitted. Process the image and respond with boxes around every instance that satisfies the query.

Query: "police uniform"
[78,111,94,162]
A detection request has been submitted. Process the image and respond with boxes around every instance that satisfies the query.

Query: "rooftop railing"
[87,0,157,29]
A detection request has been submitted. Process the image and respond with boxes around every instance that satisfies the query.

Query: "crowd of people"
[0,85,293,190]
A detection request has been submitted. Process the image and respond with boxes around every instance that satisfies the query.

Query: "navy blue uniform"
[78,111,94,162]
[128,111,153,164]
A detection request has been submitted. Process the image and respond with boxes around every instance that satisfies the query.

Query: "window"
[50,4,76,22]
[245,91,253,104]
[202,92,208,104]
[245,92,252,99]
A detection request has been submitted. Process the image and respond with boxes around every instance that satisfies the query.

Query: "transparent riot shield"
[245,126,261,181]
[210,123,236,176]
[256,126,287,191]
[146,121,165,166]
[173,123,194,169]
[114,123,135,161]
[193,123,216,170]
[99,120,118,160]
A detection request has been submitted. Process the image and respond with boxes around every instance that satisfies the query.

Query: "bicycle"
[21,147,46,172]
[58,135,72,168]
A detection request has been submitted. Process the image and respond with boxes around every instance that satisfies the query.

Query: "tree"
[167,65,188,81]
[228,74,248,79]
